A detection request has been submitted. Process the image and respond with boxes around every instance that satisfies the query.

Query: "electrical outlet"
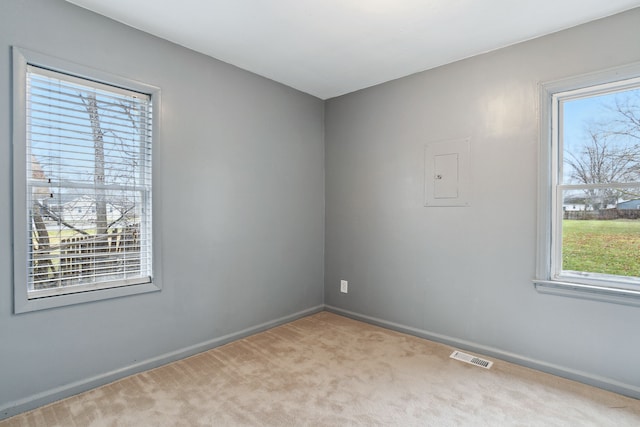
[340,280,348,293]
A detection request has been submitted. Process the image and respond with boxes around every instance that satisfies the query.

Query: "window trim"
[535,61,640,306]
[12,47,162,313]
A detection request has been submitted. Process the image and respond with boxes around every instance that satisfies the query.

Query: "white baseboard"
[324,305,640,400]
[0,305,324,420]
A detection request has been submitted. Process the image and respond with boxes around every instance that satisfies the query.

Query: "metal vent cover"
[450,350,493,369]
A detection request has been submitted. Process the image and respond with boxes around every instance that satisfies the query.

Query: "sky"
[562,87,640,185]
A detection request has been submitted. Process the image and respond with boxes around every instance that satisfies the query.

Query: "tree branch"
[36,201,89,236]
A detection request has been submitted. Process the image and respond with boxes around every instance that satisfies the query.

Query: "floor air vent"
[450,350,493,369]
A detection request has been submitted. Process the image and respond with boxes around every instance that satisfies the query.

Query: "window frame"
[535,62,640,306]
[12,47,162,313]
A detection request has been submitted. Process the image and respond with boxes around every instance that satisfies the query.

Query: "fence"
[563,209,640,220]
[32,225,140,290]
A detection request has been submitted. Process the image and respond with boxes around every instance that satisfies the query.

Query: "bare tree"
[564,91,640,209]
[608,92,640,142]
[80,93,108,238]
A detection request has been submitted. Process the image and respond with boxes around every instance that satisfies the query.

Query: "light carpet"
[2,311,639,426]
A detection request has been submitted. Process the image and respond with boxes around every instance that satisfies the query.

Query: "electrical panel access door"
[424,138,471,207]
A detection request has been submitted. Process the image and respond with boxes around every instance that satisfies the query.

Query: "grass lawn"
[562,219,640,277]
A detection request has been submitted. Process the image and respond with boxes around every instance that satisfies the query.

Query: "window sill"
[15,281,161,314]
[533,279,640,307]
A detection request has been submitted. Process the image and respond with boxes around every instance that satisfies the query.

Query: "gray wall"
[325,9,640,396]
[0,0,324,416]
[2,0,640,418]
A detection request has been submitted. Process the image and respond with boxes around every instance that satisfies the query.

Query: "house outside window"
[13,48,161,313]
[536,63,640,305]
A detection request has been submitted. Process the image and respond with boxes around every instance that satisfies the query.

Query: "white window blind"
[25,64,153,299]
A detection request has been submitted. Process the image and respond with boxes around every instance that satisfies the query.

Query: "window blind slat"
[28,64,150,99]
[26,87,151,122]
[29,113,152,140]
[28,142,151,162]
[27,91,151,118]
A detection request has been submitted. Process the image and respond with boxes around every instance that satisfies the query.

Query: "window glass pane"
[26,66,152,296]
[559,86,640,282]
[560,188,640,280]
[562,88,640,186]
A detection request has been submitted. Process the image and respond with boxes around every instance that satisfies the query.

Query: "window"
[536,63,640,305]
[13,48,161,313]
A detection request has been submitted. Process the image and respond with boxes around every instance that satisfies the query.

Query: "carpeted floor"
[2,311,640,426]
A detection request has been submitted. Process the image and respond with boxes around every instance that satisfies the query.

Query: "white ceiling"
[66,0,640,99]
